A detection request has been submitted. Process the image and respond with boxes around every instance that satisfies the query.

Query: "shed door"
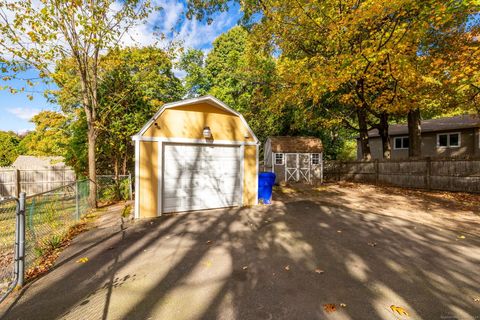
[163,144,242,213]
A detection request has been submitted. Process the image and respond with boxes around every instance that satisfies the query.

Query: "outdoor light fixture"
[203,126,212,139]
[244,131,250,138]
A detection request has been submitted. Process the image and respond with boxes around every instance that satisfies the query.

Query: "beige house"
[132,96,259,218]
[264,136,323,183]
[357,115,480,160]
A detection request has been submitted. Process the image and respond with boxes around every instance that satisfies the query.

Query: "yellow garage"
[132,95,259,218]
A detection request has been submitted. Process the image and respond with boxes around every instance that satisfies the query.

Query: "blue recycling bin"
[258,172,276,204]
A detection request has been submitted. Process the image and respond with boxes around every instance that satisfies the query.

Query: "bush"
[98,178,131,202]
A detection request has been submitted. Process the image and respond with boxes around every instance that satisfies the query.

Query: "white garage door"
[163,144,242,213]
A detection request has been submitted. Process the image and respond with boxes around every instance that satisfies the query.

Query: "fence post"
[14,169,20,198]
[16,192,26,287]
[75,181,80,220]
[426,157,432,190]
[128,172,133,201]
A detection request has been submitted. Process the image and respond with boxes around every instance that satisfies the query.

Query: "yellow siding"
[243,145,258,206]
[139,141,158,218]
[143,103,255,143]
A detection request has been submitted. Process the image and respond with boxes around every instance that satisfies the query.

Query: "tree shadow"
[1,198,479,320]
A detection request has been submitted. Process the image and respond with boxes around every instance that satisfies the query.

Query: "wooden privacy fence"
[0,167,76,198]
[324,158,480,193]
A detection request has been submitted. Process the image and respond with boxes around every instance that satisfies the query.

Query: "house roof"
[12,155,66,169]
[368,114,480,137]
[268,136,323,153]
[134,95,259,143]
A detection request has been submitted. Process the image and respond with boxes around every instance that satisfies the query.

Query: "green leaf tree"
[18,111,69,157]
[53,47,184,176]
[0,131,20,166]
[0,0,154,207]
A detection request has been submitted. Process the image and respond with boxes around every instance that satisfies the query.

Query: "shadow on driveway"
[1,200,479,320]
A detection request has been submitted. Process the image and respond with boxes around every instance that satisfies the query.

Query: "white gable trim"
[135,95,259,144]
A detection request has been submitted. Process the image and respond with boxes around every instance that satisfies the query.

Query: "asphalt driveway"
[1,185,479,320]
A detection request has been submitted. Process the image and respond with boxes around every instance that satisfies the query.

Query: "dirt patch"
[274,182,480,237]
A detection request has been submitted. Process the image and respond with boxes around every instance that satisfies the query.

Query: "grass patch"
[25,213,97,282]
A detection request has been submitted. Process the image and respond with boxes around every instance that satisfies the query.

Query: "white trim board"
[132,136,259,146]
[135,95,259,144]
[134,139,140,219]
[157,141,163,216]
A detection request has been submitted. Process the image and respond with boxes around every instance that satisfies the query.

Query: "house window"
[437,132,460,148]
[311,153,320,165]
[274,153,284,165]
[393,136,409,150]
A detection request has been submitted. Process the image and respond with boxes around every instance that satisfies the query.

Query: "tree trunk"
[378,112,391,159]
[87,128,97,208]
[114,156,119,179]
[408,109,422,158]
[122,155,127,176]
[357,108,372,160]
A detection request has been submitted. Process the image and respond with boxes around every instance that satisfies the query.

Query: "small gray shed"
[264,136,323,183]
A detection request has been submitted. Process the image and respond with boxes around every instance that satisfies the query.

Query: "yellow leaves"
[457,235,466,240]
[323,303,336,313]
[27,31,39,42]
[76,257,89,263]
[390,305,409,316]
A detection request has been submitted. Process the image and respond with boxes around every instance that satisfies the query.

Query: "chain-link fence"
[0,198,18,302]
[0,175,131,303]
[24,180,89,272]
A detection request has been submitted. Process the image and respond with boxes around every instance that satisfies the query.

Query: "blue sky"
[0,0,242,133]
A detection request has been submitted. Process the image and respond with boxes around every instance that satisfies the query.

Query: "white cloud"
[8,107,41,121]
[120,0,240,50]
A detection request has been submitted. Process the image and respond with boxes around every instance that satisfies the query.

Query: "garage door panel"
[163,144,242,213]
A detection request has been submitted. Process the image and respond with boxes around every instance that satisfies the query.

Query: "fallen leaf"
[314,268,325,274]
[76,257,89,264]
[368,242,377,247]
[337,230,342,233]
[242,266,248,270]
[340,303,347,308]
[457,235,466,239]
[203,260,212,268]
[206,240,213,245]
[473,297,480,302]
[390,305,409,316]
[323,304,336,313]
[284,265,290,271]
